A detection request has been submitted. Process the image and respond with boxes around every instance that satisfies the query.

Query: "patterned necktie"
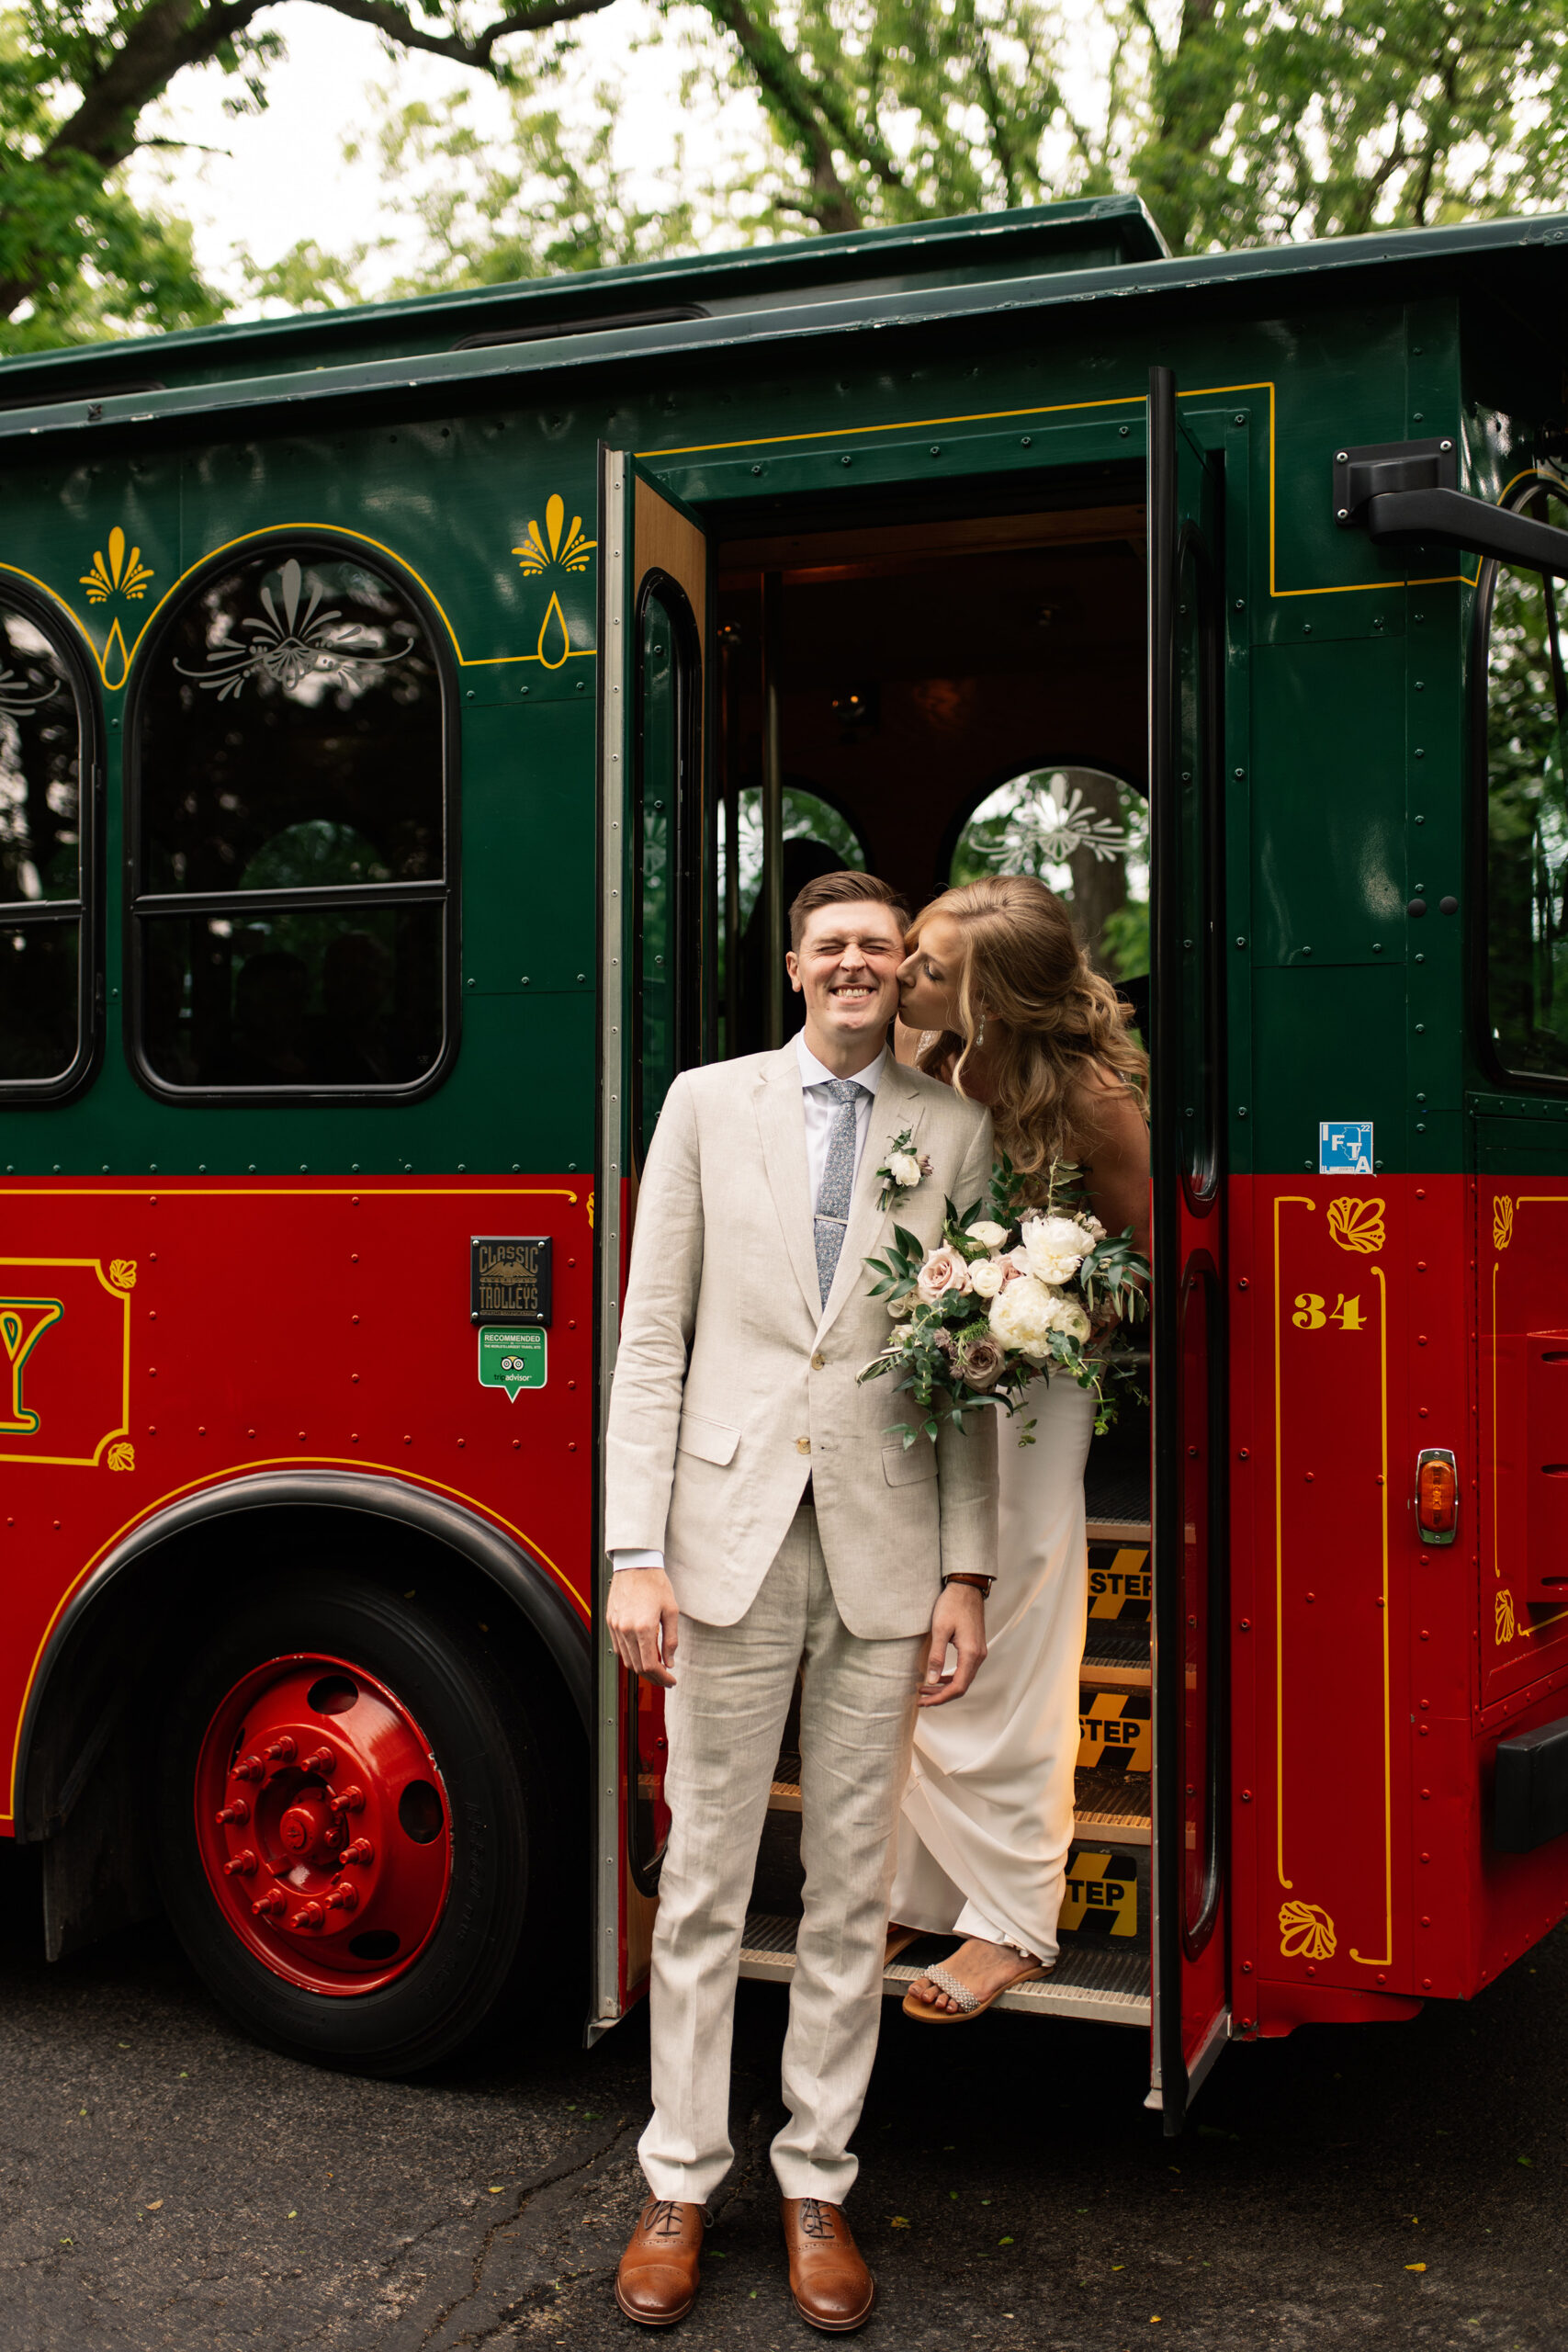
[813,1078,865,1306]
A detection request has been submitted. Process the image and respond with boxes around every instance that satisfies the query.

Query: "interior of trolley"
[640,484,1158,2026]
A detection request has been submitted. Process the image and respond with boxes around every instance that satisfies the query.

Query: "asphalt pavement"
[1,1846,1564,2351]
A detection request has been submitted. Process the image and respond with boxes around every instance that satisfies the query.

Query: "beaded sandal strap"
[920,1961,982,2013]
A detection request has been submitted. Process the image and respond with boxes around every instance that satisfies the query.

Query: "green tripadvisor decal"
[479,1328,547,1400]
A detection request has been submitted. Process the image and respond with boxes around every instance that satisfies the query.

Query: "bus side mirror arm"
[1361,486,1568,582]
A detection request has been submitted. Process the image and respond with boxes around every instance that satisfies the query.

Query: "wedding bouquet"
[858,1155,1149,1447]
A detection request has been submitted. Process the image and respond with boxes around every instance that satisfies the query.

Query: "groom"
[605,869,998,2333]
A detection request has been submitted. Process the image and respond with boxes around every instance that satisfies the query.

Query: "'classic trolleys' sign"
[470,1237,552,1327]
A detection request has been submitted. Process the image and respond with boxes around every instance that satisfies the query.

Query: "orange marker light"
[1416,1448,1458,1545]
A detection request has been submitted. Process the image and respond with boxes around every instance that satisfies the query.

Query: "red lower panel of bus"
[1232,1171,1568,2029]
[0,1174,594,1828]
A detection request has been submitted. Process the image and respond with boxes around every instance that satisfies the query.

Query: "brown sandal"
[901,1955,1047,2022]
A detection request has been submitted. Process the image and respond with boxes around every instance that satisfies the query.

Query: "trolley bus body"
[3,196,1568,2121]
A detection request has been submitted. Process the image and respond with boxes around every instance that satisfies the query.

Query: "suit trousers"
[637,1506,928,2206]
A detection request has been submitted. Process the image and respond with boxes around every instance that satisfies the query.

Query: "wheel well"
[18,1492,590,1959]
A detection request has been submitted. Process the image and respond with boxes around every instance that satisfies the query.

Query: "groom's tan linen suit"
[606,1040,998,2205]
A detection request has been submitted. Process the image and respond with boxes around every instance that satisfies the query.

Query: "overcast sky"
[122,0,766,316]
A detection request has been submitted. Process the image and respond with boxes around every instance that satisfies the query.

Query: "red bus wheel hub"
[195,1652,452,1996]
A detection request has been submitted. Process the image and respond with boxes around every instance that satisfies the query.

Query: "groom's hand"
[607,1567,681,1688]
[919,1582,987,1706]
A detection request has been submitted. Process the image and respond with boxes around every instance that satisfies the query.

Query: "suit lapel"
[817,1057,925,1340]
[755,1044,822,1324]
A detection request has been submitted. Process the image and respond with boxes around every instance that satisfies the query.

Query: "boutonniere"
[874,1126,932,1214]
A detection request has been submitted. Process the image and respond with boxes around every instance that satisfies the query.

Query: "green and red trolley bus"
[5,193,1568,2127]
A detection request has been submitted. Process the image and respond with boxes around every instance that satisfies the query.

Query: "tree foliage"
[5,0,1568,347]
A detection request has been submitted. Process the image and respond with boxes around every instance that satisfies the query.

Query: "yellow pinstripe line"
[1349,1267,1393,1968]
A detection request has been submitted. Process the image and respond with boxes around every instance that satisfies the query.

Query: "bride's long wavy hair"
[911,872,1148,1190]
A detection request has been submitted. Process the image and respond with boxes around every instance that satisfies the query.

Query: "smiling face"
[897,910,968,1035]
[787,898,905,1072]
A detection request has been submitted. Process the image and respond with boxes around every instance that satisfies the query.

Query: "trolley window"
[1483,482,1568,1085]
[130,544,454,1096]
[0,594,95,1093]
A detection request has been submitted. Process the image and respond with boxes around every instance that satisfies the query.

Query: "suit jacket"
[604,1042,999,1638]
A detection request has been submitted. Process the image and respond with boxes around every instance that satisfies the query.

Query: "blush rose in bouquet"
[858,1153,1149,1448]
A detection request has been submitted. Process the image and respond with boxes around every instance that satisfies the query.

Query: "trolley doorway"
[601,388,1233,2121]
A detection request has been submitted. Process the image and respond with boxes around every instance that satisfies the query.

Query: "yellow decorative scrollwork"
[1494,1195,1515,1252]
[108,1259,137,1289]
[80,526,154,605]
[1496,1587,1517,1644]
[1279,1899,1337,1962]
[1327,1197,1385,1255]
[586,1191,595,1230]
[107,1441,135,1473]
[513,494,595,579]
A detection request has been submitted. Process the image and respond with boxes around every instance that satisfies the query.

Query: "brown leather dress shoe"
[615,2197,706,2326]
[780,2196,876,2333]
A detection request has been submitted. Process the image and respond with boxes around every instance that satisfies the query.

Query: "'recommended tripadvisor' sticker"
[479,1327,547,1400]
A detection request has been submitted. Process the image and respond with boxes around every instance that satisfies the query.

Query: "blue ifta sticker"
[1319,1121,1373,1174]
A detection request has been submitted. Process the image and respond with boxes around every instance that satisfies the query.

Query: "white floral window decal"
[175,556,411,701]
[0,660,59,718]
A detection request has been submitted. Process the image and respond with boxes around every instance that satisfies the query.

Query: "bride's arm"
[1081,1074,1151,1261]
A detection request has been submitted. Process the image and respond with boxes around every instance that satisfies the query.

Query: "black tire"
[154,1566,565,2075]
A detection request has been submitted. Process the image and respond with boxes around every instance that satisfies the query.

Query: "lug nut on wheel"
[342,1838,374,1866]
[265,1735,297,1764]
[233,1755,265,1783]
[329,1784,366,1815]
[291,1902,325,1930]
[223,1849,258,1877]
[301,1747,335,1775]
[325,1882,358,1913]
[252,1890,288,1920]
[215,1799,250,1826]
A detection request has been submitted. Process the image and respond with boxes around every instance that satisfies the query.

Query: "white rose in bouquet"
[1021,1214,1097,1287]
[964,1220,1009,1250]
[888,1150,924,1189]
[988,1272,1071,1362]
[968,1255,1007,1299]
[1057,1297,1092,1343]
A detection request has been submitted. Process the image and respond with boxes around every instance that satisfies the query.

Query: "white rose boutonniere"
[875,1126,932,1214]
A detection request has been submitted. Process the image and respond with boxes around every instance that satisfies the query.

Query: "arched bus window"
[129,542,455,1097]
[0,591,96,1097]
[1482,481,1568,1085]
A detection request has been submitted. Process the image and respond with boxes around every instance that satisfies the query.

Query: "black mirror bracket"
[1332,435,1458,526]
[1332,436,1568,580]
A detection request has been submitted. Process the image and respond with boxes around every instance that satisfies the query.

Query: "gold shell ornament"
[1278,1900,1337,1962]
[1327,1197,1384,1255]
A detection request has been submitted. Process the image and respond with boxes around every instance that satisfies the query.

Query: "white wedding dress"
[890,1369,1096,1964]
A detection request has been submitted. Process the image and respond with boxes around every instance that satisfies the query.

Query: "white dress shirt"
[611,1031,886,1574]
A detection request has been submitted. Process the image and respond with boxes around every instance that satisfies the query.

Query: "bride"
[888,871,1149,2020]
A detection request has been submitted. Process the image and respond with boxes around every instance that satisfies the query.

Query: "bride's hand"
[919,1583,987,1705]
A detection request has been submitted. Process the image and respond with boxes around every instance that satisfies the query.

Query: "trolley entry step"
[767,1761,1151,1848]
[1082,1526,1151,1681]
[738,1911,1151,2027]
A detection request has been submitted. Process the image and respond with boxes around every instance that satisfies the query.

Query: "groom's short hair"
[788,869,908,952]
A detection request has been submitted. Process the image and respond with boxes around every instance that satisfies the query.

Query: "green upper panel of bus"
[4,196,1568,436]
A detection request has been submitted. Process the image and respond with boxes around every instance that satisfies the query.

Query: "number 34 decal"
[1292,1292,1367,1331]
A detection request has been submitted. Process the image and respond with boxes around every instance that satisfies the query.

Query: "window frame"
[0,578,102,1105]
[1472,475,1568,1099]
[123,529,461,1107]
